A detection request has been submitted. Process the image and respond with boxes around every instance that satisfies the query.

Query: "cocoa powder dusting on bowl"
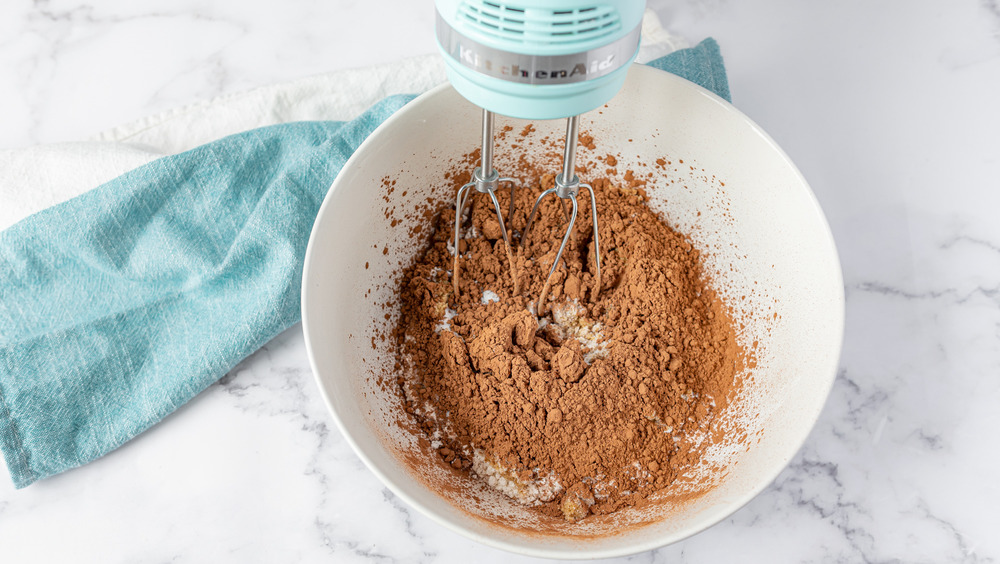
[393,151,745,522]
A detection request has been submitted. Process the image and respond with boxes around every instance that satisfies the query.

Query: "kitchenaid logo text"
[457,44,618,83]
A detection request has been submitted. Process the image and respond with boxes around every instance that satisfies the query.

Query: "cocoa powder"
[393,140,745,522]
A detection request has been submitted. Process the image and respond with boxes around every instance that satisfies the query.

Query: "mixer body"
[435,0,644,119]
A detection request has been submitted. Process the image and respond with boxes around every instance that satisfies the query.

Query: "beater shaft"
[559,115,580,192]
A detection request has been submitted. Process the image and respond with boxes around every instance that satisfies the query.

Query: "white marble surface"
[2,0,999,561]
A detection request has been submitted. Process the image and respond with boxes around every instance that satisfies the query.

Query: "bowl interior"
[302,65,843,559]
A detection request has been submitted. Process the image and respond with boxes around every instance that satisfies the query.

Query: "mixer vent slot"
[458,1,621,44]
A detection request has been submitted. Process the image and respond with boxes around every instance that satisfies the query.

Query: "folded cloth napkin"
[0,38,730,488]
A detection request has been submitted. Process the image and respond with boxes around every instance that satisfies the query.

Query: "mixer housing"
[435,0,645,119]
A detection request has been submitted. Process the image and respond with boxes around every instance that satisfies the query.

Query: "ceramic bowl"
[302,64,843,559]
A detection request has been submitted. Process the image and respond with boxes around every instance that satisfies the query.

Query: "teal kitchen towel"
[0,39,730,488]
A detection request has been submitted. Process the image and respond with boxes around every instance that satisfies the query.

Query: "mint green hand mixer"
[435,0,646,303]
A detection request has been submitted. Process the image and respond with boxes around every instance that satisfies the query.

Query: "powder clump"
[393,155,744,521]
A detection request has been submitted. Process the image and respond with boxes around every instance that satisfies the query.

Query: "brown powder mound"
[393,155,744,521]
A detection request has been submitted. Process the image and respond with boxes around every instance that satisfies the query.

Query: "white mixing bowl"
[301,64,844,559]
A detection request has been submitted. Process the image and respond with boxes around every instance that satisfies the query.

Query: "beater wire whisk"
[521,115,602,311]
[451,109,519,299]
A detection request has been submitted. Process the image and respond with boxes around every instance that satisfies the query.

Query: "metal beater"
[520,115,601,305]
[451,108,518,297]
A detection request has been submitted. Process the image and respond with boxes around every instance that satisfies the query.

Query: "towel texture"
[0,39,729,488]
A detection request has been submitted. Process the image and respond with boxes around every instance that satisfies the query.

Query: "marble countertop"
[2,0,998,561]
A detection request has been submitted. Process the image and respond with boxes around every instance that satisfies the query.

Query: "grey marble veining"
[1,0,998,562]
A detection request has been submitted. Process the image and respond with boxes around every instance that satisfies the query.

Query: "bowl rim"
[301,63,845,559]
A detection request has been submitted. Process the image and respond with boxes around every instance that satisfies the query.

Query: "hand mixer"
[435,0,645,307]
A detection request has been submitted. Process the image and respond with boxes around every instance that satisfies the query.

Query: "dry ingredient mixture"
[392,134,745,522]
